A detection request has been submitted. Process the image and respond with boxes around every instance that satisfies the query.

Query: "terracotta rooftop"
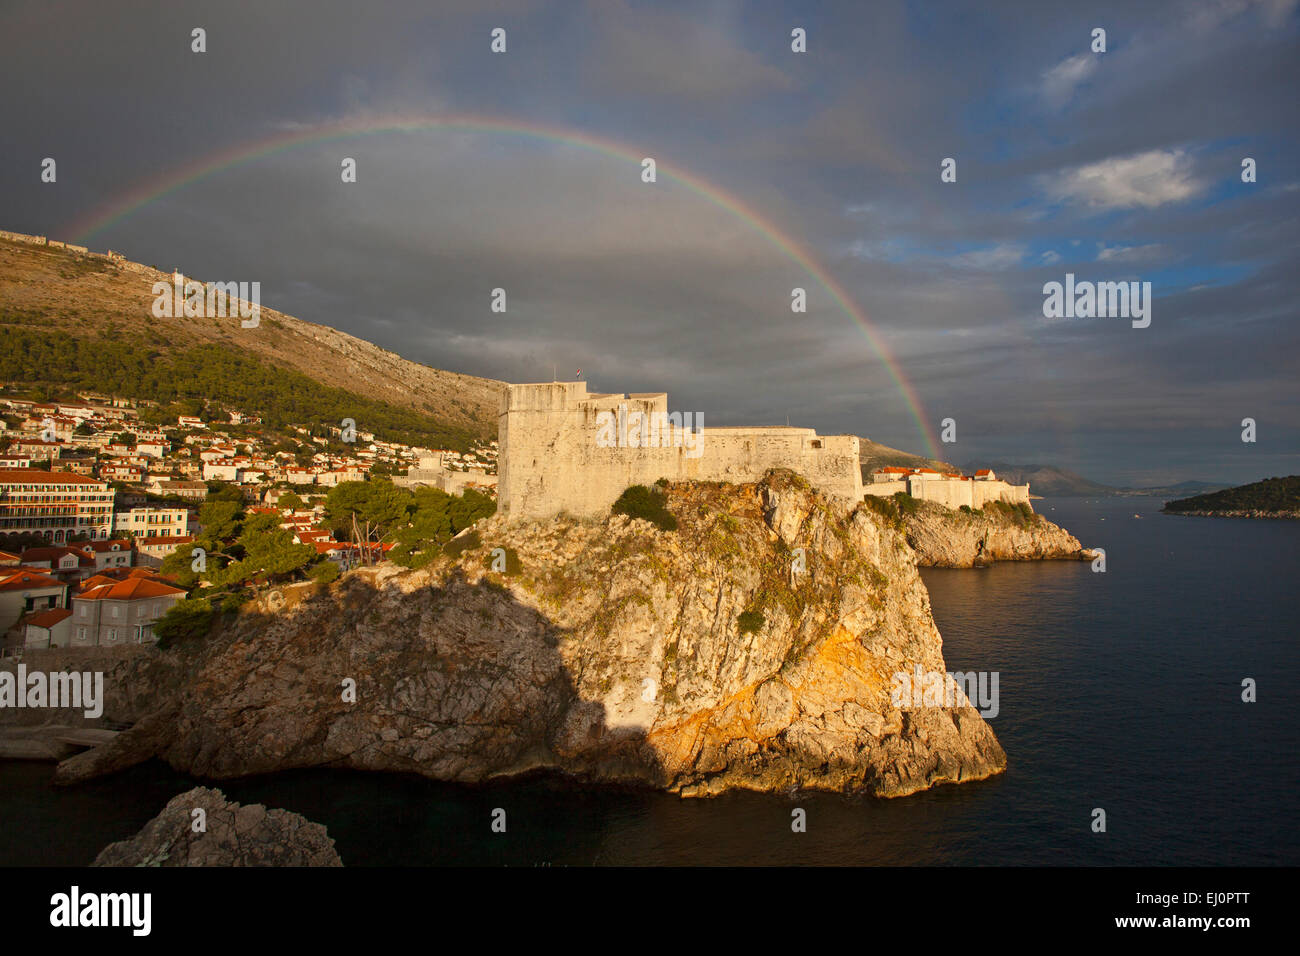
[0,468,106,485]
[24,607,72,628]
[76,577,186,601]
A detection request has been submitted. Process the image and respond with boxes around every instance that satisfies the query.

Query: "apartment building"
[114,506,190,539]
[0,469,115,544]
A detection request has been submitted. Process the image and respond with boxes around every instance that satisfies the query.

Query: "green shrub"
[443,530,482,558]
[737,607,765,635]
[892,491,919,515]
[154,599,216,650]
[862,494,905,530]
[310,561,340,584]
[612,485,678,531]
[984,499,1036,526]
[219,591,252,614]
[482,545,523,576]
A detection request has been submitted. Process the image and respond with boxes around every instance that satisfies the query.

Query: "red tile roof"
[0,569,66,591]
[25,608,72,628]
[77,539,133,554]
[0,468,106,485]
[76,577,186,601]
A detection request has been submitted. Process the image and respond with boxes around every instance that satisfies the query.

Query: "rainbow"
[66,113,941,458]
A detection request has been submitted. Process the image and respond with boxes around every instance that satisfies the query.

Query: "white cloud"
[951,244,1025,270]
[1096,242,1166,262]
[1040,250,1062,265]
[1040,53,1099,107]
[1044,149,1207,209]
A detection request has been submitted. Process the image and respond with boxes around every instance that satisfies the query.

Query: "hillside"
[1163,476,1300,518]
[974,462,1117,497]
[0,234,502,439]
[859,439,956,478]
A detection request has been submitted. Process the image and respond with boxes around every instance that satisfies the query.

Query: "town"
[0,387,498,655]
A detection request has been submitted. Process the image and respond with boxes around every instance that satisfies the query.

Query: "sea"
[2,495,1295,866]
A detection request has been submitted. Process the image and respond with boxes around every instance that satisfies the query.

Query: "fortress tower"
[498,381,863,520]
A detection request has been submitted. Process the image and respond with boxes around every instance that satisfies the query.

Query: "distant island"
[1163,476,1300,519]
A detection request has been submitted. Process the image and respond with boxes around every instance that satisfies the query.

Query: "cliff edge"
[51,471,1005,799]
[880,497,1089,567]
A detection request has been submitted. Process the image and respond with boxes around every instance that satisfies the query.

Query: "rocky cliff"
[896,499,1090,567]
[93,787,342,866]
[47,472,1005,799]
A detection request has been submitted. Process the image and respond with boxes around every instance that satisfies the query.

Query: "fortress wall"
[972,480,1031,508]
[909,476,972,510]
[0,231,89,254]
[499,382,864,519]
[864,472,1033,511]
[864,478,907,498]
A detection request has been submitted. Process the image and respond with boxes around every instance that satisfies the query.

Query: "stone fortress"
[864,466,1030,510]
[497,381,1030,520]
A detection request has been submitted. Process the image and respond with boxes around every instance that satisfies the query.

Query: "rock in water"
[92,787,342,866]
[58,471,1008,799]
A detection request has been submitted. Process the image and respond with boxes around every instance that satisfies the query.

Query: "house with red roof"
[1,567,69,637]
[66,575,186,647]
[18,545,97,582]
[76,538,135,572]
[22,607,73,649]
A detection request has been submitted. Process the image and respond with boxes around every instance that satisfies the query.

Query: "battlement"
[498,381,864,520]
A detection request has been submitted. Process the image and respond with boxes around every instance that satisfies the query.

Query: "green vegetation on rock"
[1163,476,1300,515]
[612,484,678,531]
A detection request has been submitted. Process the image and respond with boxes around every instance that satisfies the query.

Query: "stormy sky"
[1,0,1296,486]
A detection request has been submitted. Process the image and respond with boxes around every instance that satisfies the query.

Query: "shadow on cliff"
[55,566,667,796]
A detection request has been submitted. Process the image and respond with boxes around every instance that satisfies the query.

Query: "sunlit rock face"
[53,471,1006,799]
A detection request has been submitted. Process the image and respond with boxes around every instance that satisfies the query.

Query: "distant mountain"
[972,462,1233,498]
[0,234,503,438]
[1163,476,1300,517]
[974,462,1117,497]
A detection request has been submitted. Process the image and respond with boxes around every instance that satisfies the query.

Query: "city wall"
[498,382,863,520]
[863,475,1030,509]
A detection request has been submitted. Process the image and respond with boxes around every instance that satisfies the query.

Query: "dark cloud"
[0,0,1295,486]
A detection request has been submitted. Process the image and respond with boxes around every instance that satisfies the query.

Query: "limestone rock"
[92,786,342,866]
[48,471,1011,799]
[900,499,1088,567]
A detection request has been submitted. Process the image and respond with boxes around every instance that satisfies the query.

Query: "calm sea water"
[2,496,1296,866]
